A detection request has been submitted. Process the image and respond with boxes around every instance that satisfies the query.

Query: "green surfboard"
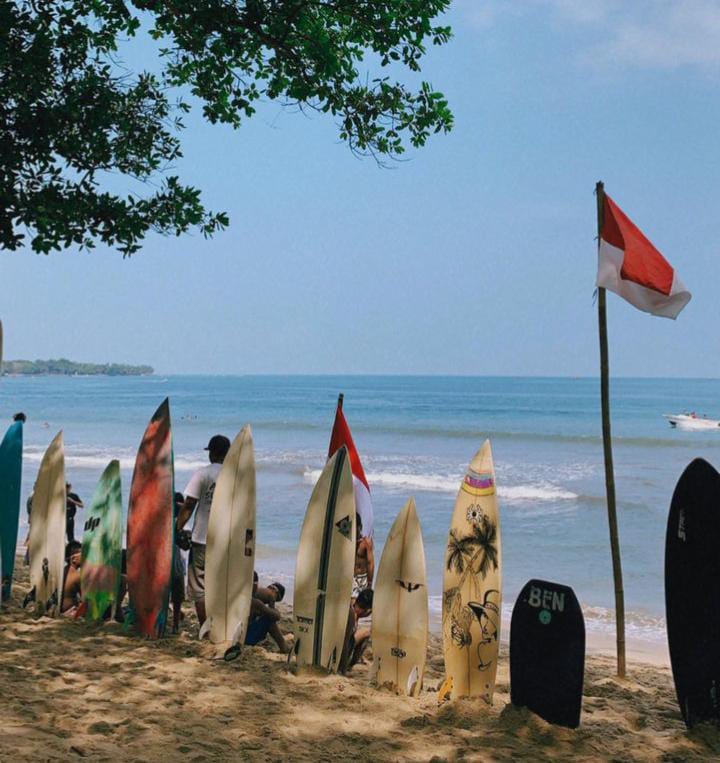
[81,460,123,621]
[0,420,23,601]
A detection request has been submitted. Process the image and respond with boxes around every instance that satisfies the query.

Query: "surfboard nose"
[468,439,494,476]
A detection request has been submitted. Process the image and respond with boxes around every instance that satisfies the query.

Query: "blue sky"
[2,0,720,376]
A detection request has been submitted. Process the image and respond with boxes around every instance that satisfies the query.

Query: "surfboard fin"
[230,619,246,647]
[327,646,337,673]
[286,639,298,671]
[198,617,212,640]
[407,665,421,697]
[437,676,453,705]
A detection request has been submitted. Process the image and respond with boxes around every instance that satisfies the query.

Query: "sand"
[1,560,719,762]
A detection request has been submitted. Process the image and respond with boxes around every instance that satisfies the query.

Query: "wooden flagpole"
[595,180,626,678]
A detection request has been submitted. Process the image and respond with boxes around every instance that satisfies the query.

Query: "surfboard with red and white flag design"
[328,398,373,538]
[596,194,691,319]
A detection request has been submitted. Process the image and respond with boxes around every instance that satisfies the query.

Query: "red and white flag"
[328,401,373,538]
[596,194,691,319]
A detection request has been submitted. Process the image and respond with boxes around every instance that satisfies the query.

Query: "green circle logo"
[539,609,552,625]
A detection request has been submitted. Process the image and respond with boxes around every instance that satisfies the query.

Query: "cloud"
[460,0,720,71]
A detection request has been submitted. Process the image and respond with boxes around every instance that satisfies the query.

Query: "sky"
[2,0,720,376]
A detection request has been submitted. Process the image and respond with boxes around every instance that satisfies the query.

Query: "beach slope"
[0,562,718,761]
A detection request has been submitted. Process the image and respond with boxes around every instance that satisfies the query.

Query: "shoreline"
[1,560,714,761]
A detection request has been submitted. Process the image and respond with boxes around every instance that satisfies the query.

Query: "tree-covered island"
[2,359,153,376]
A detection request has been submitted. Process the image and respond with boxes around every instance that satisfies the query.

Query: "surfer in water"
[175,434,231,626]
[353,514,374,600]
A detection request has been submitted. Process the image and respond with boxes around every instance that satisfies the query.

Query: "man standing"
[175,434,230,626]
[65,483,84,543]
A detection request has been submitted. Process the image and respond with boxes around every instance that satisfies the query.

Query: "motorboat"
[664,413,720,430]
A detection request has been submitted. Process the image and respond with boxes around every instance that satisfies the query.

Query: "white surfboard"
[204,426,256,647]
[28,431,66,616]
[441,440,502,703]
[372,497,428,696]
[293,446,355,673]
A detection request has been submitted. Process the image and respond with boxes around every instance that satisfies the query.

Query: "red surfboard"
[127,399,174,638]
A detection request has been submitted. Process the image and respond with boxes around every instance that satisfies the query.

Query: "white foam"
[428,596,664,641]
[23,448,206,473]
[501,484,578,502]
[302,468,578,503]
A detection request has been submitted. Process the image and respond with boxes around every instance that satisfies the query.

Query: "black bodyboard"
[665,458,720,728]
[510,578,585,728]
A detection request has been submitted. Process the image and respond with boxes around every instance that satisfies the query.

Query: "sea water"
[2,374,718,645]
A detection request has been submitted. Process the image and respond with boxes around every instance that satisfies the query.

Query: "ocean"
[3,374,719,646]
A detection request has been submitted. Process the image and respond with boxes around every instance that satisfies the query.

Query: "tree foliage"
[1,0,453,256]
[2,358,153,375]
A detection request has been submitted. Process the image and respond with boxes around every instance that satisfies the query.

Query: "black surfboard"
[665,458,720,728]
[510,579,585,728]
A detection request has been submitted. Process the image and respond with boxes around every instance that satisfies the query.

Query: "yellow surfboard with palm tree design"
[441,440,501,703]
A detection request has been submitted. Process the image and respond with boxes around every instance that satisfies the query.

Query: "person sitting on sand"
[175,434,231,626]
[225,572,289,660]
[245,572,289,654]
[353,514,374,599]
[61,541,83,615]
[339,588,373,674]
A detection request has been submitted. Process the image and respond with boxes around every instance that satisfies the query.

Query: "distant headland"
[1,359,154,376]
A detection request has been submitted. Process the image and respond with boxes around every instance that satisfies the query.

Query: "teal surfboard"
[0,421,23,600]
[81,460,123,621]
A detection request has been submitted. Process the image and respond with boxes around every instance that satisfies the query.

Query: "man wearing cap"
[175,434,231,626]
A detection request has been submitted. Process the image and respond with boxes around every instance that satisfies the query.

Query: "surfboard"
[0,420,23,600]
[372,497,428,696]
[203,425,256,648]
[441,440,502,703]
[127,399,174,638]
[293,446,355,673]
[510,579,585,728]
[81,460,123,621]
[28,431,65,616]
[665,458,720,728]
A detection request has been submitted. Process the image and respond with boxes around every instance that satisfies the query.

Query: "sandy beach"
[0,559,717,762]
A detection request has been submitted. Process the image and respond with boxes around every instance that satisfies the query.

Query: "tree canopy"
[2,358,153,375]
[1,0,453,256]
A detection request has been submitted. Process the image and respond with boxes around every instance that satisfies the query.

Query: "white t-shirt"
[183,463,222,545]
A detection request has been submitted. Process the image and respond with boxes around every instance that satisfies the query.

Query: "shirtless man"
[224,572,289,661]
[61,541,83,614]
[353,514,374,599]
[339,588,373,674]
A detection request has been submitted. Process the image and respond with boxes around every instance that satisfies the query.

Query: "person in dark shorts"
[245,572,289,653]
[175,435,230,626]
[65,483,84,543]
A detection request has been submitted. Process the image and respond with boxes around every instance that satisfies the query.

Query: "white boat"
[664,413,720,431]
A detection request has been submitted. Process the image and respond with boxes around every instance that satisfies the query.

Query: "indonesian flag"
[596,194,691,319]
[328,401,373,538]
